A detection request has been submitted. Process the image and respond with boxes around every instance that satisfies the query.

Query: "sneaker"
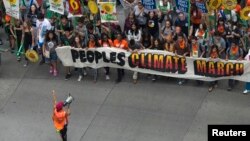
[77,75,82,81]
[23,62,28,67]
[17,57,21,61]
[83,71,87,76]
[106,75,110,80]
[208,87,213,92]
[243,89,249,94]
[152,78,156,81]
[65,73,71,80]
[178,81,183,85]
[53,69,58,76]
[227,87,232,91]
[50,66,53,74]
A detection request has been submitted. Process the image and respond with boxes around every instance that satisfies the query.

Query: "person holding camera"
[52,90,70,141]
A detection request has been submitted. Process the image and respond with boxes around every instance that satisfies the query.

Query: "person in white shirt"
[36,13,52,65]
[127,23,142,44]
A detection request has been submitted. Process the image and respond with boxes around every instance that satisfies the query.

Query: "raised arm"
[52,90,57,106]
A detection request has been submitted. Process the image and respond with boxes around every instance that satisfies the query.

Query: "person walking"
[52,90,70,141]
[36,13,51,65]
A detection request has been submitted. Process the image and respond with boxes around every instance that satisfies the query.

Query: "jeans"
[78,68,83,76]
[117,69,124,81]
[245,82,250,90]
[105,67,110,75]
[93,69,98,81]
[228,79,235,88]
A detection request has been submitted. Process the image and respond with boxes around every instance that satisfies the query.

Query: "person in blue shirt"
[174,12,188,37]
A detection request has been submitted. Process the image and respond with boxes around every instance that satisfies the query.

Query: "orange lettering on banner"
[217,62,224,76]
[153,54,164,69]
[235,63,244,75]
[196,60,206,73]
[226,63,234,76]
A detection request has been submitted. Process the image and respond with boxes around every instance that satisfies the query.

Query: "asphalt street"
[0,8,250,141]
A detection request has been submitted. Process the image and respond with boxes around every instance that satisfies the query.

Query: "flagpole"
[188,0,191,38]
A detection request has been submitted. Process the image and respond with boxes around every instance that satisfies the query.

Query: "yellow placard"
[240,6,250,20]
[222,0,237,10]
[208,0,222,10]
[25,50,39,63]
[88,0,98,14]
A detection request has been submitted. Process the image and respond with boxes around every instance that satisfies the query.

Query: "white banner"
[56,46,250,82]
[3,0,20,19]
[49,0,64,15]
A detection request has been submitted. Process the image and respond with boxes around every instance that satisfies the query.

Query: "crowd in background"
[0,0,250,93]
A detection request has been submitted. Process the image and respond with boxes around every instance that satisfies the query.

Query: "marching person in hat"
[52,90,70,141]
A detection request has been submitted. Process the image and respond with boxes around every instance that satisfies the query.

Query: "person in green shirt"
[157,0,172,14]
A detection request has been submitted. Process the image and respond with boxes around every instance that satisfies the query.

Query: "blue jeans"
[245,82,250,90]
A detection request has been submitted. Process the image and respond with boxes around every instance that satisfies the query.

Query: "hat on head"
[56,101,64,111]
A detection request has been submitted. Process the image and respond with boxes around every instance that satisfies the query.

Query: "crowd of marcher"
[0,0,250,93]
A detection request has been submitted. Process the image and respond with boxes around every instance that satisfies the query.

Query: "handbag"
[44,50,50,58]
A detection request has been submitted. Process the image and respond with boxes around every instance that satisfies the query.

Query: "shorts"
[45,52,57,63]
[38,42,44,48]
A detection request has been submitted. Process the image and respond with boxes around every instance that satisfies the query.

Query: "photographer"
[52,91,70,141]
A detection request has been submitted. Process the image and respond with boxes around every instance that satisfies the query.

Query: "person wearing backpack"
[225,41,243,91]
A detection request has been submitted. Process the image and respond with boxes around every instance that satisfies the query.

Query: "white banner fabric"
[56,46,250,82]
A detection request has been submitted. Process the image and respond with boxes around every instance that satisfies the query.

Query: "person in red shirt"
[113,32,129,83]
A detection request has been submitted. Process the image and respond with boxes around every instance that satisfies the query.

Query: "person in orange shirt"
[113,32,129,83]
[52,90,70,141]
[87,34,100,49]
[87,34,100,82]
[113,32,129,50]
[99,33,114,80]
